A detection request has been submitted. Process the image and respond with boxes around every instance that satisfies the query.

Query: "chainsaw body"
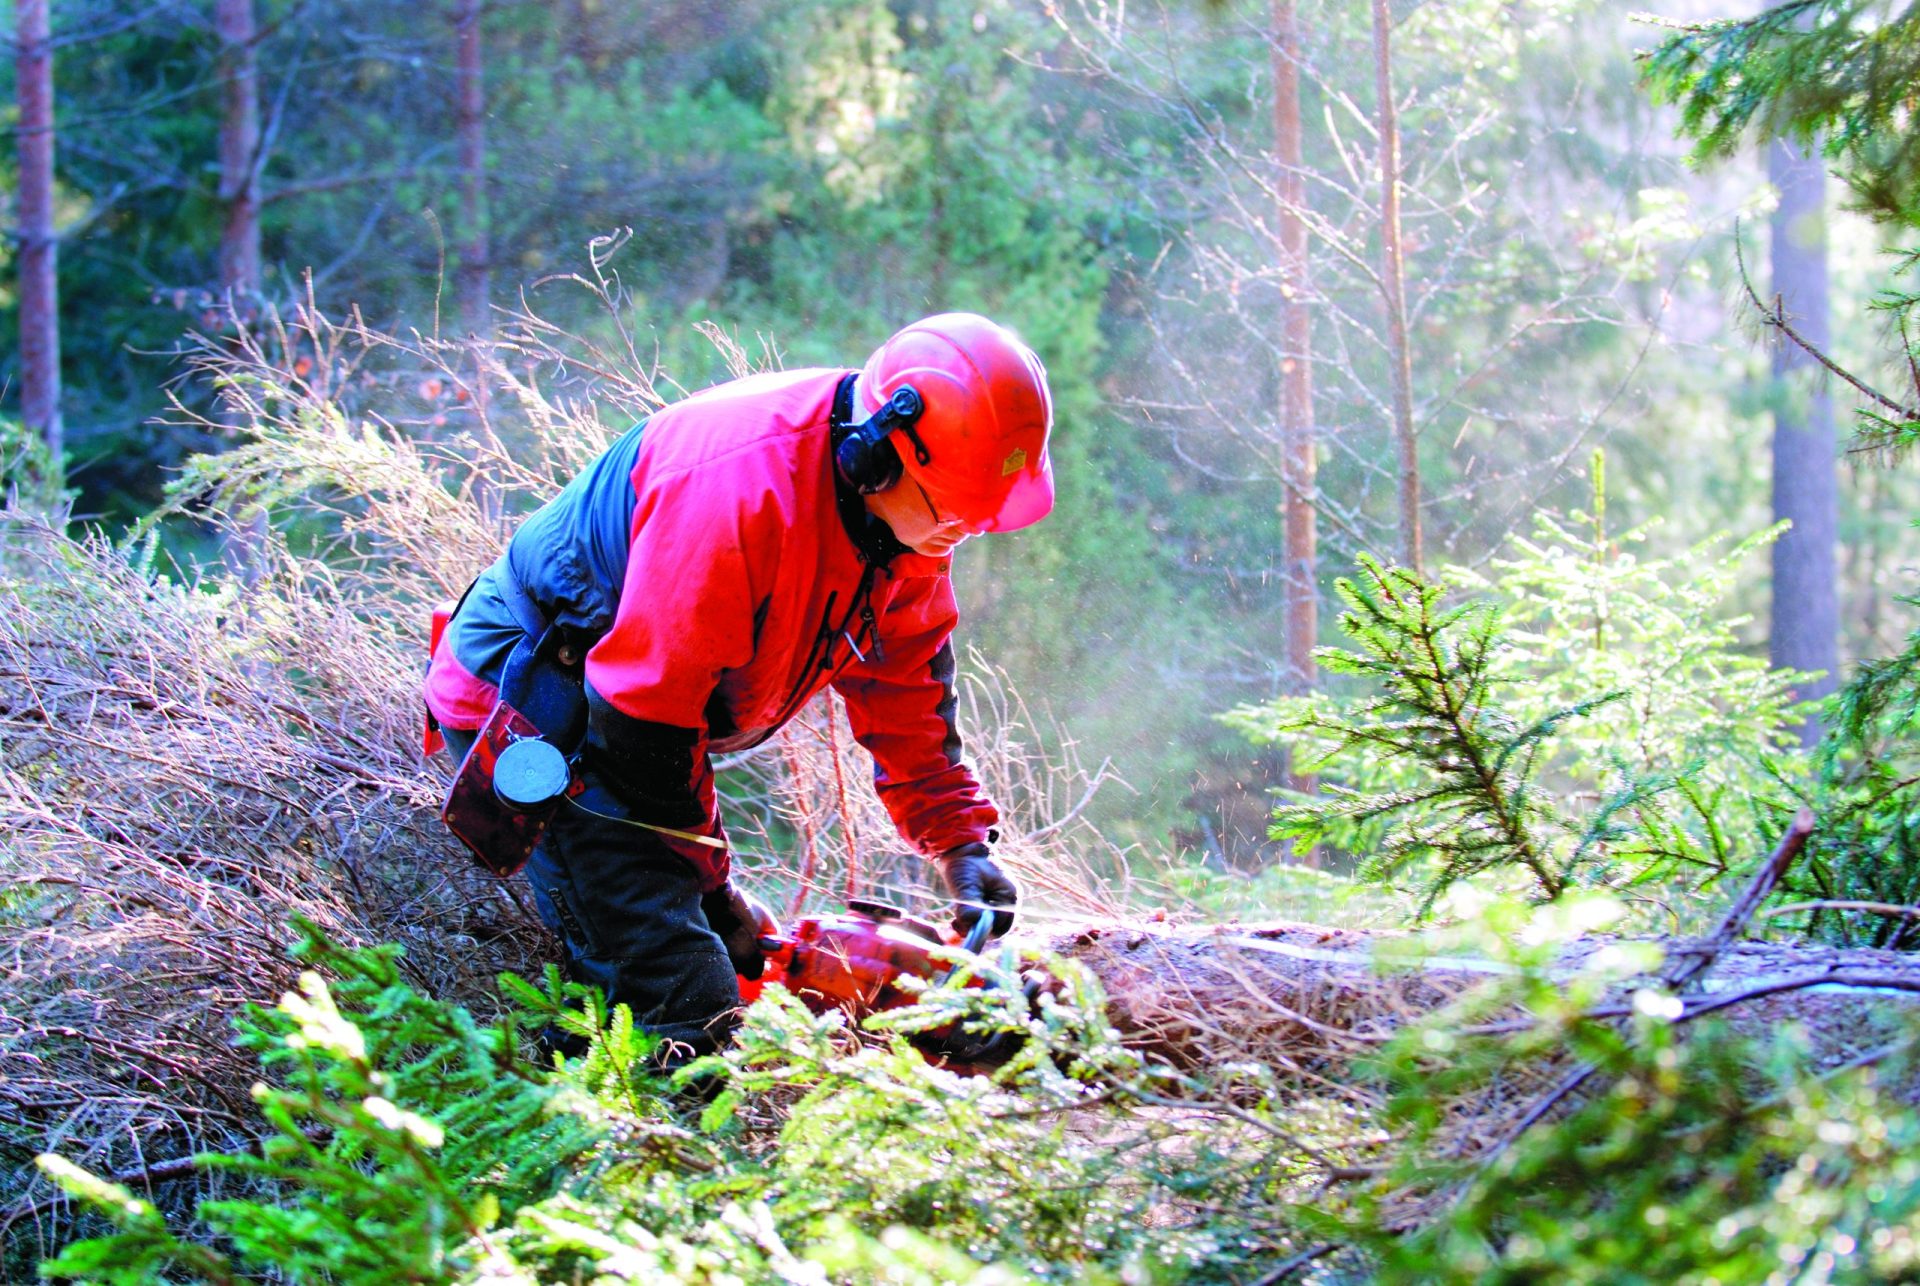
[736,900,1016,1070]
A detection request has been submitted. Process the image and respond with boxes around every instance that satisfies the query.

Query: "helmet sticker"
[1001,447,1027,476]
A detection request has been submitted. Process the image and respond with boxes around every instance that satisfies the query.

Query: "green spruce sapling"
[1227,453,1810,921]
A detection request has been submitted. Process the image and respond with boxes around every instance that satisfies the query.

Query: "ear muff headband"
[835,384,926,495]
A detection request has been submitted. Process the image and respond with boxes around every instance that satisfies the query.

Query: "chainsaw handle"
[932,911,995,987]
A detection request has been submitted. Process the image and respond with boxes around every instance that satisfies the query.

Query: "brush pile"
[0,515,552,1256]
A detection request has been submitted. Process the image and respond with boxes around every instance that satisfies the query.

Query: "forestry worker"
[422,312,1052,1059]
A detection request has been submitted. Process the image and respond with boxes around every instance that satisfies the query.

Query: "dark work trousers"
[438,580,743,1062]
[441,726,743,1061]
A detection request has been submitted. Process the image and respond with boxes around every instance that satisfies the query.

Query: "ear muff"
[834,385,925,495]
[835,423,903,494]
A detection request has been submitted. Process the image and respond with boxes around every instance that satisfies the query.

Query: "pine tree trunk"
[216,0,261,304]
[15,0,62,464]
[1371,0,1420,574]
[455,0,490,339]
[216,0,265,583]
[1270,0,1318,862]
[1768,137,1840,745]
[1272,0,1316,699]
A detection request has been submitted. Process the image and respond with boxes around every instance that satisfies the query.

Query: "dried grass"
[719,660,1133,930]
[0,513,556,1264]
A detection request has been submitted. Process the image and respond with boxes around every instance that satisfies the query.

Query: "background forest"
[11,0,1920,1281]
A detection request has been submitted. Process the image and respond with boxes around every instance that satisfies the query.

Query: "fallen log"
[1028,817,1918,1084]
[1035,917,1920,1080]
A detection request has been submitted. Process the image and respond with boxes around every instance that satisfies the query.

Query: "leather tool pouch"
[441,699,579,878]
[439,559,592,878]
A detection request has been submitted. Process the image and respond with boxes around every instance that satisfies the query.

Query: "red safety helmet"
[859,312,1055,533]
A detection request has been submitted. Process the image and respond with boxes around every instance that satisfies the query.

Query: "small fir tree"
[1225,454,1812,920]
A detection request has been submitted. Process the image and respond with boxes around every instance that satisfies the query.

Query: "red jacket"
[426,368,1000,887]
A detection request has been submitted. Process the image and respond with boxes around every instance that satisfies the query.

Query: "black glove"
[702,881,782,981]
[936,842,1018,939]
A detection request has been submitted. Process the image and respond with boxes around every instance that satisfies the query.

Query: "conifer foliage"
[37,922,599,1284]
[38,916,1920,1284]
[1227,459,1812,921]
[1642,0,1920,227]
[1256,552,1616,910]
[1786,609,1920,947]
[1347,955,1920,1283]
[35,927,1282,1284]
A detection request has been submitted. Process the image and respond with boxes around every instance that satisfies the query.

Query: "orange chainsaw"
[736,899,1022,1071]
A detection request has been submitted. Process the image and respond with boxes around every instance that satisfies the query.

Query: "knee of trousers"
[522,803,742,1040]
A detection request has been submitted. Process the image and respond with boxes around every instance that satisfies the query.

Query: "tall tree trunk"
[1768,137,1840,746]
[454,0,490,338]
[15,0,62,465]
[1270,0,1318,863]
[216,0,265,583]
[1272,0,1315,697]
[1371,0,1419,573]
[216,0,261,304]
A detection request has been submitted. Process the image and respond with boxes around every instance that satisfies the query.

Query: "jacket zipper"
[763,561,881,736]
